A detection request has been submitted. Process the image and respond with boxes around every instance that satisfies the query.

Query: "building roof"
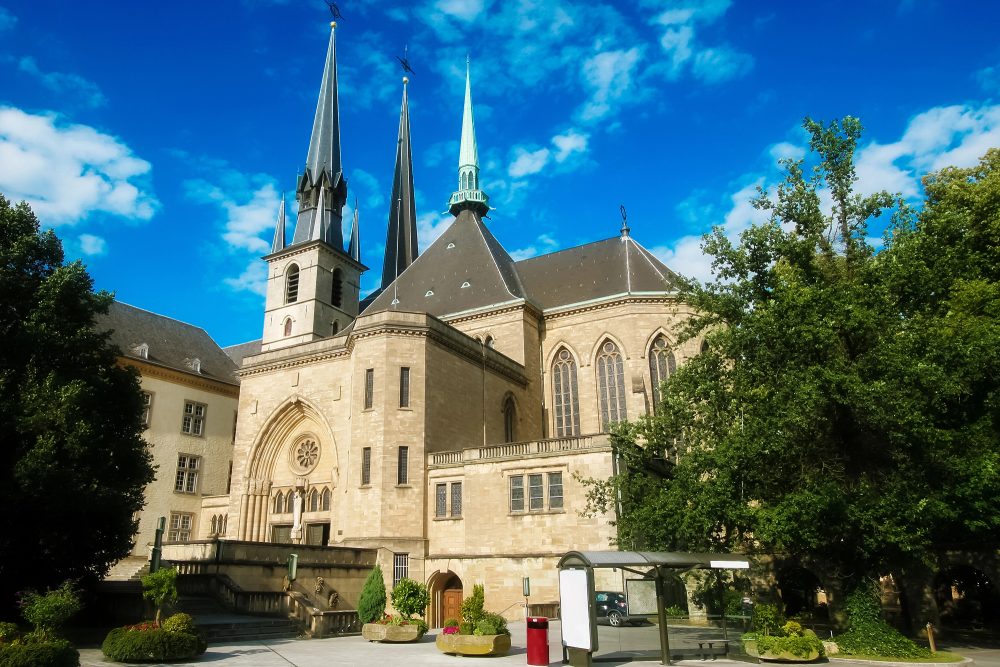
[223,339,263,367]
[98,302,240,385]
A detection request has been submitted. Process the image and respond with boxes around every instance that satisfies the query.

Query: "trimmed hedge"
[0,638,79,667]
[101,627,203,663]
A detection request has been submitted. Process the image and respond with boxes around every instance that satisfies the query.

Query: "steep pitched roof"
[223,339,262,367]
[365,209,524,316]
[515,236,680,310]
[97,302,239,385]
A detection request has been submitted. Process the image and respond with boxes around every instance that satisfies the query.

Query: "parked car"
[594,591,647,627]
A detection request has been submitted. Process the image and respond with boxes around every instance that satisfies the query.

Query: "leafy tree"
[18,581,82,641]
[357,565,387,623]
[142,568,178,626]
[0,195,155,616]
[390,578,429,619]
[581,123,1000,629]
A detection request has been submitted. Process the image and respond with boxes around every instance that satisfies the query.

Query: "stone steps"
[173,596,303,642]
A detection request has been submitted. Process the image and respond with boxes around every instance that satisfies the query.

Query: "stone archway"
[428,571,464,628]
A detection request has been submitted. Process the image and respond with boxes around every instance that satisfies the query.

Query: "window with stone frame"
[168,512,194,542]
[321,487,331,511]
[509,475,525,512]
[548,472,564,510]
[361,447,372,485]
[331,268,343,308]
[397,446,409,485]
[393,553,409,586]
[273,491,284,514]
[285,490,295,514]
[174,455,200,494]
[552,348,580,437]
[597,340,627,430]
[285,263,300,304]
[141,391,153,427]
[435,483,447,518]
[450,481,462,517]
[648,335,677,413]
[181,401,206,436]
[503,396,516,443]
[309,488,320,512]
[399,367,410,408]
[364,368,374,409]
[509,470,565,513]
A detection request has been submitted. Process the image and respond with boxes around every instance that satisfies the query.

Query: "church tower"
[448,59,490,217]
[381,77,419,289]
[261,22,366,352]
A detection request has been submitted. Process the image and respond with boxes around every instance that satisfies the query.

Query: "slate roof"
[97,302,240,385]
[223,339,263,367]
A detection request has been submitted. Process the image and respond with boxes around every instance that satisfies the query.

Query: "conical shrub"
[357,564,387,623]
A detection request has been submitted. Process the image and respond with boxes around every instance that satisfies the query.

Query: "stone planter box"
[743,639,821,662]
[361,623,424,642]
[436,632,512,656]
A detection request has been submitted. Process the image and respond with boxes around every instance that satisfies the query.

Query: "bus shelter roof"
[557,550,749,571]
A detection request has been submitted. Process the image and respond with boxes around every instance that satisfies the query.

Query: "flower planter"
[361,623,424,642]
[436,632,512,656]
[743,638,821,662]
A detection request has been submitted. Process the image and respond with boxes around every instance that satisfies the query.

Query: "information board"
[559,568,594,651]
[625,578,658,615]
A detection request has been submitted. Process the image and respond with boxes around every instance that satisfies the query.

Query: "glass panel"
[362,448,371,485]
[451,482,462,517]
[436,484,447,517]
[549,472,563,510]
[510,475,524,512]
[529,473,543,511]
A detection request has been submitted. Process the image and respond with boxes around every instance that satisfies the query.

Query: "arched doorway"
[428,571,463,628]
[933,565,1000,631]
[777,566,829,622]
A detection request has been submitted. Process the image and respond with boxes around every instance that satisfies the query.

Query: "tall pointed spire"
[448,57,490,217]
[382,77,419,288]
[312,185,326,241]
[349,197,360,262]
[292,21,348,249]
[271,195,286,253]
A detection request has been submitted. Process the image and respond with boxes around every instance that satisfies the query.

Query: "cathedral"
[128,21,704,625]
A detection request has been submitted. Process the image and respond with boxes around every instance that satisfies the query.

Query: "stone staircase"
[104,556,150,582]
[173,596,303,642]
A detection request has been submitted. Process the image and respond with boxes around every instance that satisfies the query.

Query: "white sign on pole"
[559,568,593,651]
[709,560,750,569]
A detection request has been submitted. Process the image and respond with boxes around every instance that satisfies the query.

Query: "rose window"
[290,438,320,474]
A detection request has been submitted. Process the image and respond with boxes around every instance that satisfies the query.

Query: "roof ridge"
[113,301,215,337]
[474,216,525,298]
[629,238,679,285]
[513,235,620,265]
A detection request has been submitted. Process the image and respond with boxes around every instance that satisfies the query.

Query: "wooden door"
[442,589,463,624]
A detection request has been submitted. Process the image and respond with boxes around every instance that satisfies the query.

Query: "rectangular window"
[397,446,409,485]
[393,553,409,586]
[168,512,193,542]
[510,475,524,512]
[528,473,544,511]
[361,447,371,485]
[364,368,374,409]
[175,455,200,494]
[399,367,410,408]
[181,401,206,436]
[435,483,447,518]
[141,391,152,427]
[451,482,463,517]
[548,472,564,510]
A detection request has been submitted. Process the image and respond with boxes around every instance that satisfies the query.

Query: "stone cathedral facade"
[213,23,704,625]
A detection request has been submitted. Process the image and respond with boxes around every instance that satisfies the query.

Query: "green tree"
[142,568,178,626]
[581,122,1000,628]
[357,565,387,623]
[19,581,82,641]
[0,195,155,616]
[390,578,429,619]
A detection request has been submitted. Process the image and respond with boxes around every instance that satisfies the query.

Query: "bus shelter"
[558,551,750,666]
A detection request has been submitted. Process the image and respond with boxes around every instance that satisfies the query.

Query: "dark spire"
[291,21,348,249]
[620,204,630,239]
[382,77,419,288]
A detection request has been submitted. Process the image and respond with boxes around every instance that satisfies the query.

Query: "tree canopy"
[0,194,154,615]
[583,120,1000,608]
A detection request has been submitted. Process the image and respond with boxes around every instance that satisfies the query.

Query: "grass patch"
[836,651,965,663]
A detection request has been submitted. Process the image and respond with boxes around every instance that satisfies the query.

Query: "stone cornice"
[120,358,240,397]
[543,293,688,321]
[440,300,543,326]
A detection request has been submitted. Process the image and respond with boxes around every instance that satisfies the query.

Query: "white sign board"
[710,560,750,569]
[559,568,593,651]
[625,578,658,615]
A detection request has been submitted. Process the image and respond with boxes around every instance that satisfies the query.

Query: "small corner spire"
[349,197,360,262]
[620,204,630,239]
[271,194,287,253]
[312,186,327,241]
[448,57,489,217]
[382,77,419,288]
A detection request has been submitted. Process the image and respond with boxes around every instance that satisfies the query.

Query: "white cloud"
[651,0,752,84]
[508,146,551,178]
[510,233,559,261]
[417,210,453,250]
[768,141,806,162]
[223,261,268,296]
[0,6,15,31]
[552,130,588,162]
[578,47,643,122]
[433,0,488,22]
[0,106,158,225]
[18,57,107,108]
[184,177,281,254]
[78,233,107,256]
[691,47,754,84]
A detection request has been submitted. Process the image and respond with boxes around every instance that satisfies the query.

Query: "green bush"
[357,565,387,624]
[390,578,429,619]
[0,623,19,643]
[752,603,785,635]
[101,626,201,662]
[459,584,485,627]
[473,612,510,637]
[19,582,81,640]
[442,617,460,628]
[755,633,825,659]
[161,612,196,635]
[0,638,79,667]
[834,581,930,659]
[459,621,474,635]
[141,568,178,626]
[665,605,687,618]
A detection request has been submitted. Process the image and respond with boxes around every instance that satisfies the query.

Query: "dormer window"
[461,281,470,288]
[132,343,149,359]
[447,243,456,249]
[425,290,434,297]
[186,358,202,374]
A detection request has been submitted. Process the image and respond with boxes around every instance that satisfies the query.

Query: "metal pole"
[656,571,672,665]
[149,516,165,573]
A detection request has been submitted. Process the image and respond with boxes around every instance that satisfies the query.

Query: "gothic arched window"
[283,318,292,337]
[503,396,516,443]
[273,491,284,514]
[321,487,331,511]
[552,348,580,437]
[649,335,677,413]
[331,268,343,308]
[597,340,627,431]
[309,488,319,512]
[284,490,295,514]
[285,264,300,304]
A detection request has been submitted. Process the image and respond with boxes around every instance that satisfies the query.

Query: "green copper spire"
[449,57,489,217]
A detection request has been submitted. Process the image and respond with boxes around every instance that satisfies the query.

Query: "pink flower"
[443,626,458,634]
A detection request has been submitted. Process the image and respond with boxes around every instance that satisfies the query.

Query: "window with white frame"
[141,391,153,427]
[175,455,200,494]
[393,553,409,586]
[168,512,194,541]
[181,401,206,436]
[509,471,565,513]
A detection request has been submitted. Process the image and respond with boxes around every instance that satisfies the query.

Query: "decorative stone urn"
[361,623,424,643]
[436,632,512,656]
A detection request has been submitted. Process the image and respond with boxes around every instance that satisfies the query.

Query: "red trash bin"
[526,616,549,666]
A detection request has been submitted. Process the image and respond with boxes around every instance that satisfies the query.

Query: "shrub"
[473,612,509,637]
[665,605,687,618]
[459,584,485,628]
[442,617,460,629]
[141,568,178,626]
[161,612,196,635]
[755,633,825,660]
[390,578,430,619]
[459,621,474,635]
[18,582,81,641]
[834,581,930,659]
[101,626,200,662]
[752,603,785,635]
[781,620,803,637]
[0,638,79,667]
[357,565,387,624]
[0,623,19,644]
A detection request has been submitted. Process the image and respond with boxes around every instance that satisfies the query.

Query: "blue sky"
[1,0,999,346]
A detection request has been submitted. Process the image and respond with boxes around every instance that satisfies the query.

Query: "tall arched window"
[284,491,295,515]
[285,264,300,304]
[597,340,627,431]
[273,491,284,514]
[649,335,677,412]
[552,348,580,437]
[321,488,331,511]
[309,488,319,512]
[331,268,343,308]
[503,396,516,443]
[283,318,292,337]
